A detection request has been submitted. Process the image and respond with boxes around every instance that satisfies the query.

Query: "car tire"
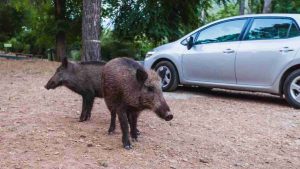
[154,61,179,92]
[283,69,300,109]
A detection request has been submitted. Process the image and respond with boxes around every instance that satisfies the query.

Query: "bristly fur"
[119,57,143,70]
[101,57,172,149]
[79,61,106,65]
[147,70,161,82]
[45,58,105,122]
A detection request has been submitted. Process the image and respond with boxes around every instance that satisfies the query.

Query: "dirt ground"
[0,58,299,169]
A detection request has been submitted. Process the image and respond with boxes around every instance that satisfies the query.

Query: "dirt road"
[0,59,299,169]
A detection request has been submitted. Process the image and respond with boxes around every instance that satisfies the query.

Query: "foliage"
[273,0,300,13]
[70,49,81,61]
[247,0,264,14]
[101,30,153,61]
[1,0,300,60]
[0,5,24,42]
[104,0,200,45]
[206,3,239,23]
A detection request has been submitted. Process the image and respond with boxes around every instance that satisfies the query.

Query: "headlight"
[145,51,155,58]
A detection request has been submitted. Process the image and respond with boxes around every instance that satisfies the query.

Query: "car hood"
[153,41,177,52]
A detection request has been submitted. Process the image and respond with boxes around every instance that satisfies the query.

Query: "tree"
[263,0,272,13]
[273,0,300,13]
[196,0,231,26]
[82,0,101,61]
[0,5,24,42]
[199,0,213,25]
[54,0,67,61]
[106,0,200,45]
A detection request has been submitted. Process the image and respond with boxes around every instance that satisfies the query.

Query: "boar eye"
[147,86,154,92]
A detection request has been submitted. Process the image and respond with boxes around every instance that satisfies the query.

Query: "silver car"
[144,14,300,108]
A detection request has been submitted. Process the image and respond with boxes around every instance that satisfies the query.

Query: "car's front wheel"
[283,69,300,109]
[154,61,179,92]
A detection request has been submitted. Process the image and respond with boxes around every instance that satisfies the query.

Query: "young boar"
[45,57,105,121]
[101,57,173,149]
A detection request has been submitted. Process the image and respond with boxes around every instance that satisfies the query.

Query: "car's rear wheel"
[283,69,300,109]
[154,61,179,92]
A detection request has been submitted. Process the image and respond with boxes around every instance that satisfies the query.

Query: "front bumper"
[137,61,144,66]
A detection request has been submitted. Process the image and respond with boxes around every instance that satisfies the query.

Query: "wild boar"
[45,57,105,121]
[101,57,173,149]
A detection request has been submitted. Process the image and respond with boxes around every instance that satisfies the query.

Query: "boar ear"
[136,68,148,83]
[62,57,68,67]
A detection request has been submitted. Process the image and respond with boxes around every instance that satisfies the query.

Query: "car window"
[289,22,300,38]
[245,18,293,40]
[194,19,247,45]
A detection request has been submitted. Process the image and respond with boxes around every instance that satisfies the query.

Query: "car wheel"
[154,61,179,92]
[283,69,300,109]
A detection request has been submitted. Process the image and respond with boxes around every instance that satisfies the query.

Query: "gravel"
[0,59,299,169]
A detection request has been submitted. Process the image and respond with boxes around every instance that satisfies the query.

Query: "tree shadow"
[175,86,290,108]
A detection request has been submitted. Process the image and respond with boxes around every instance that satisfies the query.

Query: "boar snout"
[156,110,173,121]
[164,113,173,121]
[44,84,49,90]
[45,79,60,90]
[44,81,54,90]
[155,102,173,121]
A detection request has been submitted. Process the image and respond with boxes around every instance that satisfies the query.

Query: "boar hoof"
[108,131,115,135]
[79,118,88,122]
[108,127,116,134]
[124,145,132,150]
[132,138,138,142]
[79,114,91,122]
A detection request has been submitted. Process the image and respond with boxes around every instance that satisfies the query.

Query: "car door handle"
[223,49,235,54]
[280,47,294,53]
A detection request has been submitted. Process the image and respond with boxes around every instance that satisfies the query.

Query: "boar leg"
[109,111,140,136]
[79,95,94,122]
[118,109,132,150]
[108,110,116,134]
[127,112,138,141]
[85,96,94,120]
[79,97,87,122]
[107,108,140,137]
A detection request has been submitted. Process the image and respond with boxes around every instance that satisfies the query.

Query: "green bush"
[70,49,81,61]
[6,38,26,53]
[101,31,154,61]
[101,40,136,61]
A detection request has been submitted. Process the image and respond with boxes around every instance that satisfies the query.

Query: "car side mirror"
[187,36,194,50]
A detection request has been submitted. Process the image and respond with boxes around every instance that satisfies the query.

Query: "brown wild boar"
[101,57,173,149]
[45,57,105,121]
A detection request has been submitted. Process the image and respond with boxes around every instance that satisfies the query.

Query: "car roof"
[222,13,300,21]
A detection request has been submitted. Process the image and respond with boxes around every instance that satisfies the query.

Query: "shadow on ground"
[174,86,289,107]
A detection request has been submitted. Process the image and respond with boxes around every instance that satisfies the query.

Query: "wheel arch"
[280,64,300,94]
[151,58,181,84]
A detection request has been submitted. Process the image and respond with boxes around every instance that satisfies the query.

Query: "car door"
[182,19,248,84]
[236,17,300,86]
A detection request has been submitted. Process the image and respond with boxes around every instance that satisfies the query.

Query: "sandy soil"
[0,58,299,169]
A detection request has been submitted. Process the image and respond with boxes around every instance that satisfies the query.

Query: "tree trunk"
[239,0,245,15]
[54,0,66,61]
[263,0,272,13]
[245,0,252,14]
[200,9,206,24]
[55,31,66,61]
[82,0,101,61]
